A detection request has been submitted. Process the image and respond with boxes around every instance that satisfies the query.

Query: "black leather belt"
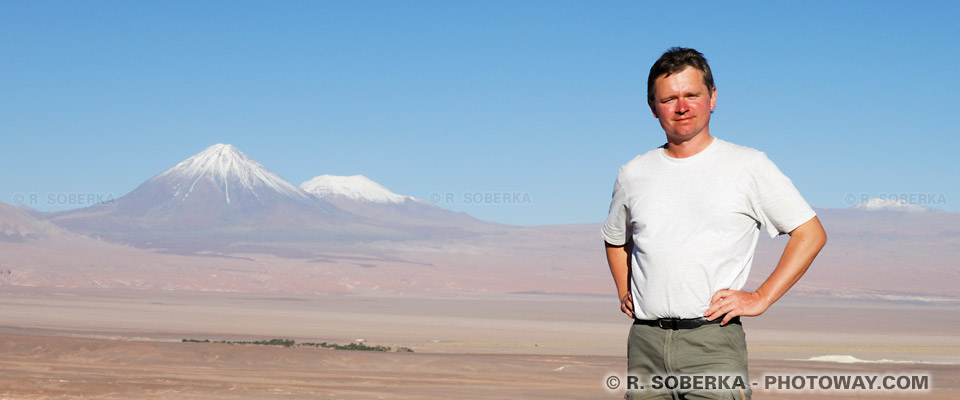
[634,316,741,330]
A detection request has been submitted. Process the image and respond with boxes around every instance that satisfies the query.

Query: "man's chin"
[667,131,703,143]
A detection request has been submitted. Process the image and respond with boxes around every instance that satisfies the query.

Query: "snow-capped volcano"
[853,198,938,213]
[299,174,498,231]
[49,144,342,233]
[300,175,411,204]
[154,143,313,205]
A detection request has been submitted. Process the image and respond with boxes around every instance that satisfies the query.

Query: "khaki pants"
[626,321,751,400]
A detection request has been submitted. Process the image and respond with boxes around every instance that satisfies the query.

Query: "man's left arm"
[704,216,827,324]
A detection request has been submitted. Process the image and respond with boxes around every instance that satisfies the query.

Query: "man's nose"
[676,98,689,114]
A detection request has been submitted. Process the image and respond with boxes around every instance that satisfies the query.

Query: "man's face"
[650,66,717,142]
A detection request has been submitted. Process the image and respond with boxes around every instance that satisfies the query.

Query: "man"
[603,47,827,400]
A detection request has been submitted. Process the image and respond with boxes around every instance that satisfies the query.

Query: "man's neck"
[664,132,714,159]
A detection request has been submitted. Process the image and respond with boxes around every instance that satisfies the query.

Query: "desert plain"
[2,199,959,399]
[0,286,957,399]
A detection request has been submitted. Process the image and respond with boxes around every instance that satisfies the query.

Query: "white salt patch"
[793,355,957,365]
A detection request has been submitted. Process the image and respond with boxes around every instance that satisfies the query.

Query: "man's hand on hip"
[705,217,827,325]
[620,292,635,319]
[704,289,770,325]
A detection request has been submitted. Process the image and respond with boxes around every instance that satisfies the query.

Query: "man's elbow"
[791,216,827,250]
[807,217,827,250]
[811,217,827,249]
[816,225,827,249]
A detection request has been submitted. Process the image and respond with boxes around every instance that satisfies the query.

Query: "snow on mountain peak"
[300,175,410,204]
[853,197,936,213]
[153,143,310,203]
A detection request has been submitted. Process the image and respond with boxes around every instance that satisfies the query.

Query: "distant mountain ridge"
[2,187,959,298]
[43,144,499,250]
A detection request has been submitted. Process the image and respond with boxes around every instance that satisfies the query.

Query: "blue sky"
[2,1,958,225]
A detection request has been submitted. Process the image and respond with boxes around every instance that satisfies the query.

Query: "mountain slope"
[0,202,75,242]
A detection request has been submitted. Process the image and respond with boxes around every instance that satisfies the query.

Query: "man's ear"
[649,102,659,118]
[709,86,717,111]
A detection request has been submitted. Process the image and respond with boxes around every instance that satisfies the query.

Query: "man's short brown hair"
[647,47,715,107]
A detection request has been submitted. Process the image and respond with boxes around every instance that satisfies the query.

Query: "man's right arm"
[605,241,634,319]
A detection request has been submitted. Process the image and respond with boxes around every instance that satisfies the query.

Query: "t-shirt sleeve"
[601,174,630,245]
[748,153,817,238]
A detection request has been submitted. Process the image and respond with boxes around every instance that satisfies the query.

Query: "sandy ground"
[0,287,958,399]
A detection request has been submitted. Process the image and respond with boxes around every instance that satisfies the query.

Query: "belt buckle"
[658,318,678,330]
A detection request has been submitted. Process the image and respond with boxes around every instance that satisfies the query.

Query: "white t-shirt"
[601,137,816,320]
